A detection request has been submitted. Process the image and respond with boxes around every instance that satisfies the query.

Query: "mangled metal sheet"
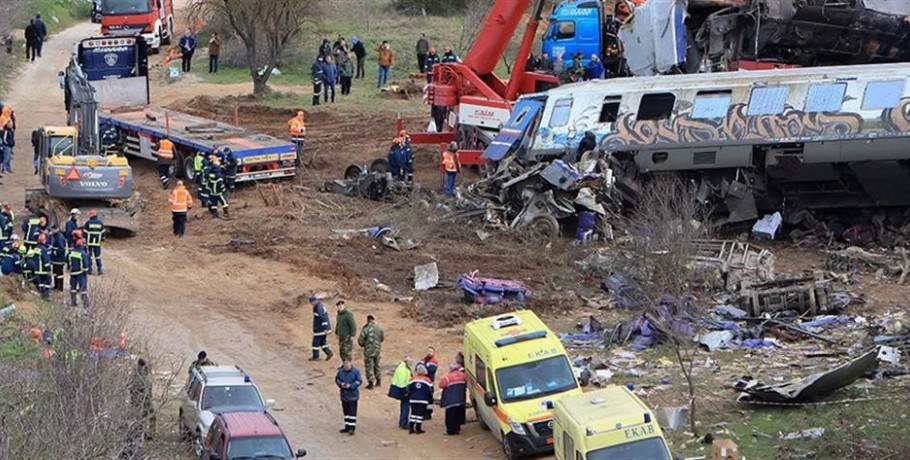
[619,0,688,76]
[736,348,879,404]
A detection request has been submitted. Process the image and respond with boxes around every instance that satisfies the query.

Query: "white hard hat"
[10,234,19,241]
[70,208,81,215]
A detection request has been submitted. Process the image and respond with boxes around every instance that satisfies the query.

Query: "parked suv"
[179,365,273,455]
[201,411,306,460]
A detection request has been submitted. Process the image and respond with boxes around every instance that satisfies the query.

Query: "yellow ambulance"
[464,309,582,459]
[554,386,674,460]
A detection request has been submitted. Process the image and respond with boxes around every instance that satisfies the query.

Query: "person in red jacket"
[438,363,467,435]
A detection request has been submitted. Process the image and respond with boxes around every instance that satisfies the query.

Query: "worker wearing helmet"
[82,210,105,275]
[387,137,405,181]
[64,208,81,247]
[48,225,67,291]
[288,111,307,162]
[168,180,194,237]
[204,158,229,218]
[67,238,89,307]
[441,142,460,197]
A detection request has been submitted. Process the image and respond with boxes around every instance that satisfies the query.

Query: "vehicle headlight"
[508,418,527,436]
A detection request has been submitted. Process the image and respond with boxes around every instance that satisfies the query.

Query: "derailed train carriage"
[493,62,910,223]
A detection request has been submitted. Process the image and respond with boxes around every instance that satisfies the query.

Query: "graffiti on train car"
[596,100,910,149]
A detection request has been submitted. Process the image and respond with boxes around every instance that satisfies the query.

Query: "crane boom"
[463,0,534,76]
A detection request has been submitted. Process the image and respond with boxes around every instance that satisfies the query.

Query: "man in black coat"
[34,14,48,58]
[24,20,38,62]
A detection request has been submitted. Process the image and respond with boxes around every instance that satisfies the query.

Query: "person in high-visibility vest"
[67,239,89,307]
[167,180,194,236]
[441,141,460,197]
[287,111,306,163]
[157,136,175,189]
[204,157,229,218]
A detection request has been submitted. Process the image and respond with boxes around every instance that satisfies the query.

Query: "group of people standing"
[1,206,104,307]
[415,33,460,83]
[311,296,467,437]
[311,36,364,105]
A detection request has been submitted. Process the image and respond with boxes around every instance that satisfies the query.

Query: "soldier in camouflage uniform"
[335,300,357,362]
[358,314,385,389]
[129,358,156,440]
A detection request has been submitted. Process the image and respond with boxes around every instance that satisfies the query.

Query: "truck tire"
[369,158,390,174]
[178,412,190,441]
[183,155,197,182]
[502,433,518,460]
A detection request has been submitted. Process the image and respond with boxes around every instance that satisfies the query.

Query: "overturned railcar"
[516,62,910,222]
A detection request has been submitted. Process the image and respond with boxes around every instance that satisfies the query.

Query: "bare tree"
[188,0,319,96]
[456,0,493,56]
[610,176,711,435]
[0,278,179,459]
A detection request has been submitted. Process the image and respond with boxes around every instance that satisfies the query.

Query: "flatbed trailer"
[100,106,297,183]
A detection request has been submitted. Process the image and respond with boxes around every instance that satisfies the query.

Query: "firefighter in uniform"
[310,296,334,361]
[335,300,356,362]
[287,111,306,164]
[357,314,385,389]
[205,157,229,218]
[64,208,81,247]
[29,233,51,299]
[1,235,23,276]
[83,210,105,275]
[67,239,89,307]
[156,136,175,188]
[21,213,43,248]
[100,122,119,154]
[0,211,8,246]
[223,147,238,192]
[194,151,209,208]
[48,225,67,291]
[418,346,439,419]
[407,364,433,434]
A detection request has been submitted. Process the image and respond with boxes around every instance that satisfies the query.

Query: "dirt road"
[3,21,510,460]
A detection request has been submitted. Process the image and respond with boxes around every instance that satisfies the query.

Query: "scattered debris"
[413,263,439,291]
[0,304,15,319]
[699,330,735,352]
[455,272,532,305]
[827,246,909,284]
[780,427,825,441]
[751,212,782,240]
[735,348,880,404]
[691,239,775,291]
[709,438,741,460]
[321,165,412,201]
[655,406,689,432]
[735,277,840,316]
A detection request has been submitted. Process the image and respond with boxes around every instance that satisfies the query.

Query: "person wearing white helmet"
[64,208,81,247]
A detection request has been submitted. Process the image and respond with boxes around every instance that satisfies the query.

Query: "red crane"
[396,0,558,166]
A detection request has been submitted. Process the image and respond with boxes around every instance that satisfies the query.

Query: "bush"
[391,0,469,15]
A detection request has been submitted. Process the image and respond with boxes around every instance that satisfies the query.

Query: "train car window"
[692,91,731,119]
[556,21,576,40]
[747,86,788,115]
[637,93,675,121]
[806,83,846,112]
[549,98,573,127]
[862,80,904,110]
[599,96,621,123]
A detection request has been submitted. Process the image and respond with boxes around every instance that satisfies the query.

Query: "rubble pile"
[451,154,615,238]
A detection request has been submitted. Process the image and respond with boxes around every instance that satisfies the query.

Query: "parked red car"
[200,411,306,460]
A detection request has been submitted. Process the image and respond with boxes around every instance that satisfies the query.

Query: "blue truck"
[66,36,297,183]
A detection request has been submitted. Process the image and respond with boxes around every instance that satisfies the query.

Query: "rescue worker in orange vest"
[442,141,460,197]
[167,180,194,236]
[287,111,306,165]
[157,136,175,189]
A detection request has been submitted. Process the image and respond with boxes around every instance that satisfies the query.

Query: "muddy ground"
[4,16,910,460]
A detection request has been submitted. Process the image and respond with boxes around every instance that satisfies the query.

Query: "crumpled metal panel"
[619,0,689,75]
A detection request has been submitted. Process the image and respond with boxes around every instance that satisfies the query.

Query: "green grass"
[0,0,91,97]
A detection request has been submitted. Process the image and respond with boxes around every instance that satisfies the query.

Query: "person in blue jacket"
[1,236,23,275]
[179,29,197,73]
[335,360,363,435]
[321,56,338,104]
[48,225,67,291]
[83,210,105,275]
[67,239,90,307]
[585,54,605,80]
[407,364,434,434]
[64,208,81,247]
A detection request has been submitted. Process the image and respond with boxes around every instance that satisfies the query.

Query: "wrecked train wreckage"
[620,0,910,75]
[476,61,910,231]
